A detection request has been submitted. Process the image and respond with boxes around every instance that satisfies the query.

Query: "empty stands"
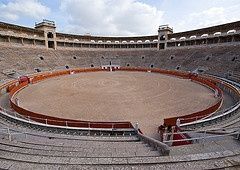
[0,44,239,77]
[0,21,239,169]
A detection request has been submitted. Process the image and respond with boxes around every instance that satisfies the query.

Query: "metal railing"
[163,131,240,144]
[0,127,27,141]
[163,126,240,144]
[0,126,135,142]
[180,101,240,129]
[0,108,135,133]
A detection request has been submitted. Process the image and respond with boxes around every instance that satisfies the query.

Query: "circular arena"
[0,19,239,169]
[14,70,217,138]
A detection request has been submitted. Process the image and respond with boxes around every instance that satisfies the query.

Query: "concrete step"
[0,149,240,170]
[0,142,159,158]
[1,137,144,149]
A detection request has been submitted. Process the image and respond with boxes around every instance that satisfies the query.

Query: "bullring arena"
[0,19,239,169]
[14,71,217,138]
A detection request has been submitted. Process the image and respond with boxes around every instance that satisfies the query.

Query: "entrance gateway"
[101,65,120,71]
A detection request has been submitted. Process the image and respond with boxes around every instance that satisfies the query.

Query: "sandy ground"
[15,71,217,138]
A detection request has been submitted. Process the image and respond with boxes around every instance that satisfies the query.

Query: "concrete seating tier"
[0,44,240,78]
[0,139,239,169]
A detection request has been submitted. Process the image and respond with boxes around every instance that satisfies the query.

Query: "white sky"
[0,0,240,36]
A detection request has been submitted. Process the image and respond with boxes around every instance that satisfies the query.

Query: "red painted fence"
[6,67,225,129]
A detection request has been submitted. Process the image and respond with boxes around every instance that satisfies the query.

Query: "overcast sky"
[0,0,240,36]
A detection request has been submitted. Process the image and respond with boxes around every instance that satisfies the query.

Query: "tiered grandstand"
[0,20,239,169]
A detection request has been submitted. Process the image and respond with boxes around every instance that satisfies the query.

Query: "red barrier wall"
[10,100,133,128]
[6,67,228,129]
[9,81,28,97]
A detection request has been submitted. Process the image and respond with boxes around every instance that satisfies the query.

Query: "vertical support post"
[88,122,90,136]
[176,118,180,127]
[135,122,139,132]
[7,128,11,141]
[170,126,174,146]
[157,29,160,50]
[203,130,207,143]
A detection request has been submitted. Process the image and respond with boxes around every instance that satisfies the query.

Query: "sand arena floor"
[15,71,217,138]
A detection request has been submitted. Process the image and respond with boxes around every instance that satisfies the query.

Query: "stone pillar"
[44,32,48,49]
[53,32,57,50]
[157,28,161,50]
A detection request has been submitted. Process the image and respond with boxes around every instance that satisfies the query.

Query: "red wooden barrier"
[7,67,229,129]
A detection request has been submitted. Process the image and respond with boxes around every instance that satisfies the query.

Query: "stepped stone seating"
[0,130,239,169]
[0,44,240,78]
[0,136,160,158]
[0,42,240,169]
[229,72,240,82]
[0,117,164,168]
[0,73,9,83]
